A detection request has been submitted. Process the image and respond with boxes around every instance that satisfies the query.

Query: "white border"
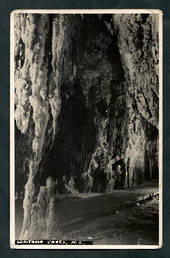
[10,9,163,249]
[159,8,163,249]
[10,11,15,249]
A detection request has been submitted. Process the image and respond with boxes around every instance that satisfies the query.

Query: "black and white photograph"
[10,9,162,249]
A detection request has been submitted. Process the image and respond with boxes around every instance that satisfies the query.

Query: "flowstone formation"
[14,13,159,239]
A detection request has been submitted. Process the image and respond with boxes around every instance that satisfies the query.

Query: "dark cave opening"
[35,79,97,192]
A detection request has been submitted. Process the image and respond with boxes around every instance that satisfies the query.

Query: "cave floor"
[15,181,159,245]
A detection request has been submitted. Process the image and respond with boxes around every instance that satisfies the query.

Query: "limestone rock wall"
[14,13,77,239]
[112,14,159,185]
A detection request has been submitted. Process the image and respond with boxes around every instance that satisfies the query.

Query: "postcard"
[10,9,163,249]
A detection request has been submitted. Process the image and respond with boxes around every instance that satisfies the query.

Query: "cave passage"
[34,14,127,193]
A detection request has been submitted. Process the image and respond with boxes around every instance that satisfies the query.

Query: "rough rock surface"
[13,13,159,239]
[113,14,159,186]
